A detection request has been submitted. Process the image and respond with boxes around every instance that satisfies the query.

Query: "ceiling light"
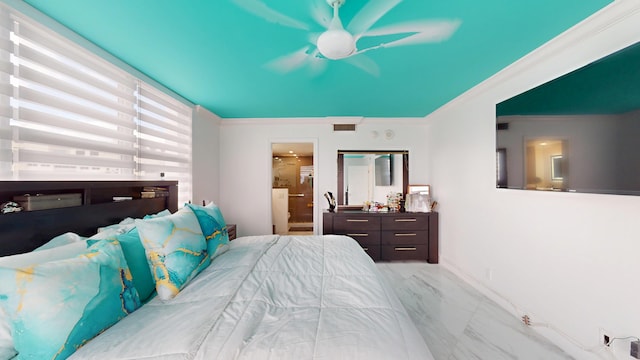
[316,0,355,60]
[317,29,355,60]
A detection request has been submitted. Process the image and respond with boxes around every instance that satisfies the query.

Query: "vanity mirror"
[337,150,409,207]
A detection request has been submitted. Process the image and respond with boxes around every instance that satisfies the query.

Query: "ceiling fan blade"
[356,20,461,53]
[264,47,313,73]
[232,0,309,30]
[348,0,402,39]
[310,0,331,29]
[363,20,460,42]
[343,55,380,77]
[307,32,321,46]
[307,49,328,76]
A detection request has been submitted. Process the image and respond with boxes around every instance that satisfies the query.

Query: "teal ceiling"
[21,0,612,118]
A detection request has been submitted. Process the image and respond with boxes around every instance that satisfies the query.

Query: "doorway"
[271,142,316,235]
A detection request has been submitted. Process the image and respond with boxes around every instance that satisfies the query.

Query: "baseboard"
[439,257,604,360]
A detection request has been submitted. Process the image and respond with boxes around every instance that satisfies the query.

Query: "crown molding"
[219,116,427,126]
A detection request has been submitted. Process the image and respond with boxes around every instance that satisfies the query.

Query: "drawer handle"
[395,247,417,251]
[347,233,369,237]
[395,233,417,237]
[395,218,417,222]
[347,219,369,222]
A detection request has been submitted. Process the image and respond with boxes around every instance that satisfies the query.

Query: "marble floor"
[376,262,573,360]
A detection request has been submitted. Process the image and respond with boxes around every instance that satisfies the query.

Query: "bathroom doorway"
[271,142,316,235]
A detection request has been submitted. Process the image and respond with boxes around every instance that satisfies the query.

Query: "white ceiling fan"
[232,0,461,76]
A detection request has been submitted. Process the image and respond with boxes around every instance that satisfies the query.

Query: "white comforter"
[71,235,434,360]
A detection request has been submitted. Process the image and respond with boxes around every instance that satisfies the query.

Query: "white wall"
[216,118,429,237]
[426,2,640,359]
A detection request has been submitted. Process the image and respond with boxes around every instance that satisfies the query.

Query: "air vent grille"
[333,124,356,132]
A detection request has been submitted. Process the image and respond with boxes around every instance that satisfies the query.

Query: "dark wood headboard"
[0,181,178,256]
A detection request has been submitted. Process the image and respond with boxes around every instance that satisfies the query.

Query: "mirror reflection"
[525,139,567,191]
[496,40,640,196]
[337,150,408,206]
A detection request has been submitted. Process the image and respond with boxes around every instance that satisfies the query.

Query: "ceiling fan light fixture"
[317,29,355,60]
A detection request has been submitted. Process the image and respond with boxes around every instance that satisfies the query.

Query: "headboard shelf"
[0,181,178,256]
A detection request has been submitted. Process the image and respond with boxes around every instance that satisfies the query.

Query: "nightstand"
[227,224,236,240]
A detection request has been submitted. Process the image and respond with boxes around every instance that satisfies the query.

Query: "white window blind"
[0,4,192,205]
[136,82,192,204]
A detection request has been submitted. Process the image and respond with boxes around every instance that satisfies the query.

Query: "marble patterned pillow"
[135,207,211,301]
[34,232,88,251]
[0,239,92,358]
[0,240,140,359]
[0,307,15,360]
[186,202,230,259]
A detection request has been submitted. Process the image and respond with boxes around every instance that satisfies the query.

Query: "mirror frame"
[337,150,409,208]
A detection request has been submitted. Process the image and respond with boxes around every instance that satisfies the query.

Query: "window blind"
[136,82,192,204]
[0,4,193,205]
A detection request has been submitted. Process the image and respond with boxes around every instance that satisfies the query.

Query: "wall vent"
[333,124,356,132]
[496,123,509,130]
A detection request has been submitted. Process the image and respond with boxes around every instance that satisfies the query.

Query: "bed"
[0,181,433,360]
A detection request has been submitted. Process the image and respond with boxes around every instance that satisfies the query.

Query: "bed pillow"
[144,209,171,219]
[34,232,88,251]
[114,229,156,302]
[0,240,92,358]
[0,307,16,360]
[96,216,136,235]
[186,202,230,259]
[95,209,172,237]
[0,240,91,268]
[0,240,140,360]
[135,207,210,301]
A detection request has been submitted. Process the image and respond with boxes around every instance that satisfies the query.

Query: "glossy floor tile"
[376,263,573,360]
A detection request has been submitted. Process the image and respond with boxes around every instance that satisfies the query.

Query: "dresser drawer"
[381,244,428,261]
[360,244,380,262]
[381,215,429,231]
[342,231,381,246]
[381,230,428,245]
[334,215,381,231]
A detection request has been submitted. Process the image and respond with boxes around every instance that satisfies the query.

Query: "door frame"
[268,138,319,234]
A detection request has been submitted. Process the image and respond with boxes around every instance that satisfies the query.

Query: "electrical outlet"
[599,328,611,347]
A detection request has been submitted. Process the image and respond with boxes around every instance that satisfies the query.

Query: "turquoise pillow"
[135,207,210,301]
[186,202,230,259]
[115,230,156,302]
[0,240,140,360]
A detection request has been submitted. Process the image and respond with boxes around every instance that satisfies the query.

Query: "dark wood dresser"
[323,211,438,263]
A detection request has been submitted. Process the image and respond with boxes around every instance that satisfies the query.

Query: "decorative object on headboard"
[0,181,178,256]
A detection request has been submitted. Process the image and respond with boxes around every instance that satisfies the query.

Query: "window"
[0,4,192,204]
[136,83,192,204]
